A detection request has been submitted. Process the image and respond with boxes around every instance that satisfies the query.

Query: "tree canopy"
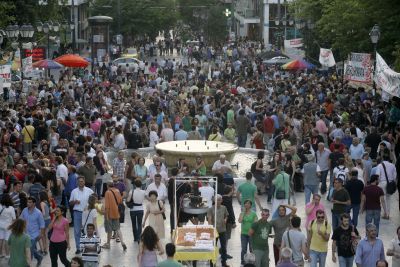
[291,0,400,69]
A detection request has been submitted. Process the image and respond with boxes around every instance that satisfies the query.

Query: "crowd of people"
[0,37,399,267]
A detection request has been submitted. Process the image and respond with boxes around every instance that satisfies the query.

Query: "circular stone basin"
[155,140,239,169]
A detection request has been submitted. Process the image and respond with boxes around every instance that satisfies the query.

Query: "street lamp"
[370,24,380,89]
[37,20,60,59]
[5,23,35,81]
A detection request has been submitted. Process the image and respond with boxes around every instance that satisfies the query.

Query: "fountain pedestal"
[155,140,238,169]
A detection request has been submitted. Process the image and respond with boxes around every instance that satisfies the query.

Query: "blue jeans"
[237,134,247,148]
[30,237,42,262]
[73,210,83,250]
[310,250,327,267]
[240,234,252,264]
[130,210,143,241]
[304,184,319,204]
[332,212,341,231]
[95,179,102,198]
[338,256,354,267]
[348,204,360,227]
[365,209,381,235]
[320,170,329,194]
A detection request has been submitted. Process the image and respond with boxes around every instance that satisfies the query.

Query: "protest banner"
[344,53,372,83]
[319,48,336,67]
[374,52,400,98]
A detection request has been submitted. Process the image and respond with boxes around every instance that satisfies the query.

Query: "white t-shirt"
[56,164,69,182]
[0,205,16,230]
[128,189,146,211]
[146,183,168,201]
[199,185,215,208]
[82,208,97,235]
[149,131,159,147]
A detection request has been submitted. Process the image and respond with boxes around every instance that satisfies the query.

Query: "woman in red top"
[48,206,70,267]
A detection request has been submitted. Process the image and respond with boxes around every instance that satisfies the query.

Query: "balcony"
[236,8,259,19]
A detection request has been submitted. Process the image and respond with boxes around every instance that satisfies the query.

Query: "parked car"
[112,57,142,68]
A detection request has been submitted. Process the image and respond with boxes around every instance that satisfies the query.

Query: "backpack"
[335,166,347,182]
[267,134,281,152]
[310,219,328,235]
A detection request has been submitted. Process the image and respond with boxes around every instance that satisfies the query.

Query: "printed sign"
[0,65,11,88]
[23,47,46,62]
[319,48,336,67]
[344,53,372,83]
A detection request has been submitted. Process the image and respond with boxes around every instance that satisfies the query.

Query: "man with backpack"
[307,209,331,267]
[328,158,349,201]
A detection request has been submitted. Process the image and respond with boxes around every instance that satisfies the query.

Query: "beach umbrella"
[32,59,63,69]
[281,59,315,70]
[54,54,89,68]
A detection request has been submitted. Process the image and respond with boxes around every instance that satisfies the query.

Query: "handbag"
[275,174,286,200]
[81,209,93,236]
[126,191,135,209]
[110,189,125,223]
[382,162,397,195]
[157,200,166,220]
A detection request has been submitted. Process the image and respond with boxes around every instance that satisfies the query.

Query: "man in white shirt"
[56,156,68,184]
[113,127,125,150]
[69,176,94,254]
[212,154,232,175]
[146,174,168,202]
[199,179,215,208]
[376,156,397,218]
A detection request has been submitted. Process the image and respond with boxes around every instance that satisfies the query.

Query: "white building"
[233,0,297,46]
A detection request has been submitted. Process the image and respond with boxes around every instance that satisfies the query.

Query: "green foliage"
[178,0,227,43]
[291,0,400,65]
[91,0,178,41]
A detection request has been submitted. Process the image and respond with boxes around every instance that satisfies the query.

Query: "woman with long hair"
[143,191,165,239]
[93,150,109,198]
[137,226,164,267]
[0,193,15,258]
[134,157,148,189]
[8,218,31,267]
[39,190,51,255]
[284,153,297,205]
[127,179,146,243]
[48,205,70,267]
[82,194,98,236]
[238,199,257,265]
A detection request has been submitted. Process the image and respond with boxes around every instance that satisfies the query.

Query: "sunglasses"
[317,216,325,219]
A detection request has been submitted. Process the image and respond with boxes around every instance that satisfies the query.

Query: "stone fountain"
[155,140,239,169]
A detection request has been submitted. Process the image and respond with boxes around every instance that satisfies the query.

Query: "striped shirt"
[80,235,101,262]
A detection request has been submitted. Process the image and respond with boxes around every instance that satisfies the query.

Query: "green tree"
[291,0,400,64]
[91,0,178,42]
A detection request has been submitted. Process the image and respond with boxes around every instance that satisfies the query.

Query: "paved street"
[4,187,396,267]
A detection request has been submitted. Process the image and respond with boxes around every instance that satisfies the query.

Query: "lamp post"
[370,24,380,90]
[295,20,315,60]
[37,21,60,59]
[5,24,35,81]
[224,8,232,40]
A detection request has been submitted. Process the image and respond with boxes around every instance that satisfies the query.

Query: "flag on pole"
[319,48,336,67]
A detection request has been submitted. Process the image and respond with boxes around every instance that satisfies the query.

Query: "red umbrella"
[54,54,89,68]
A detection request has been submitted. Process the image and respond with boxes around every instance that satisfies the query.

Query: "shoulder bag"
[382,162,397,195]
[275,174,286,200]
[286,230,295,261]
[81,209,93,236]
[157,200,166,220]
[110,189,125,223]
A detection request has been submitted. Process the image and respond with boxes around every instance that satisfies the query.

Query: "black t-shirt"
[332,188,350,214]
[329,152,344,170]
[332,225,359,257]
[345,179,364,204]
